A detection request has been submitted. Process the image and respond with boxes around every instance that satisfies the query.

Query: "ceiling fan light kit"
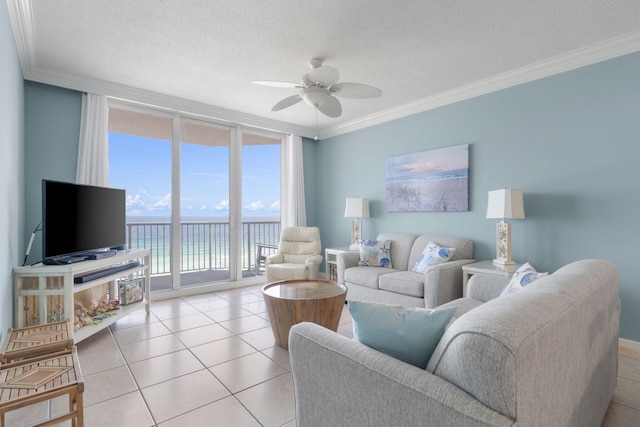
[253,58,382,118]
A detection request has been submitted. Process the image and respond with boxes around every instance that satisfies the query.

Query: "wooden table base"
[263,280,346,350]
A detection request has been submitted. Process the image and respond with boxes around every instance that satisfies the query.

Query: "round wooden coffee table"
[262,279,347,349]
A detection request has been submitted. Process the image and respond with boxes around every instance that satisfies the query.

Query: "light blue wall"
[0,2,24,339]
[23,81,82,265]
[314,52,640,341]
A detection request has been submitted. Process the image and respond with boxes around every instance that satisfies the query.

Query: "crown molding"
[23,67,316,138]
[8,0,640,141]
[318,30,640,140]
[6,0,36,73]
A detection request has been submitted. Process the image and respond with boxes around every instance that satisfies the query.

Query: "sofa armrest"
[289,322,512,427]
[423,259,476,308]
[336,252,360,285]
[466,274,509,302]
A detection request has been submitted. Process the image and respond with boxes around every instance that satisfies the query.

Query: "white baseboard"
[619,338,640,359]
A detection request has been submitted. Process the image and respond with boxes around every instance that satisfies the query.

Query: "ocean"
[126,216,280,274]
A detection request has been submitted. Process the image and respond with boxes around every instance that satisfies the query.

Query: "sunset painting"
[386,144,469,212]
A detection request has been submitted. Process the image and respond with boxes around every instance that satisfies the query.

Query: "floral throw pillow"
[412,242,456,274]
[500,262,548,296]
[358,240,392,268]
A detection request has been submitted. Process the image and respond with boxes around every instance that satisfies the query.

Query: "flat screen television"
[42,180,126,260]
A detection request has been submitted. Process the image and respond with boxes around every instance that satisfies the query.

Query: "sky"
[108,133,281,219]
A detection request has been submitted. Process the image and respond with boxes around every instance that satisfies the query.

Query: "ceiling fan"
[253,58,382,118]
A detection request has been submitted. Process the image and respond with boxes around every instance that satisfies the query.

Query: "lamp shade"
[344,198,370,218]
[486,189,525,219]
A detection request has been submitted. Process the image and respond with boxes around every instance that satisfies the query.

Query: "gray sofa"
[337,233,475,308]
[290,259,620,427]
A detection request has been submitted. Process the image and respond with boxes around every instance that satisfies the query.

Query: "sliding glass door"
[180,120,231,286]
[108,107,173,291]
[241,131,282,275]
[108,104,282,293]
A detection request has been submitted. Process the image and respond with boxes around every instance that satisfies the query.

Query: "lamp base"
[494,220,516,267]
[493,258,516,267]
[350,219,361,246]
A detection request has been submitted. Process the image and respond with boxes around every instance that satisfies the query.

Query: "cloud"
[269,201,280,211]
[149,193,171,211]
[400,161,439,174]
[245,201,264,211]
[215,200,229,211]
[126,193,143,208]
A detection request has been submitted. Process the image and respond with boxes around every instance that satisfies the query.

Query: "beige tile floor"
[4,284,639,426]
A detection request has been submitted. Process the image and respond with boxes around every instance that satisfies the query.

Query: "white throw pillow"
[500,262,548,296]
[412,242,456,274]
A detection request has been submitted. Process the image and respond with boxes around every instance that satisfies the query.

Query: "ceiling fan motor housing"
[301,87,331,107]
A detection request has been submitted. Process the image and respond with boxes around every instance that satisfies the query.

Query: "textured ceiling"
[10,0,640,138]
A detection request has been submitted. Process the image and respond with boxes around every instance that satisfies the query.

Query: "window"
[108,105,281,292]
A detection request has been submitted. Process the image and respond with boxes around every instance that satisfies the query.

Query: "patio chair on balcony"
[255,243,278,275]
[265,226,323,283]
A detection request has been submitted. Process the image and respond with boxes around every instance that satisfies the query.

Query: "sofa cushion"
[345,266,400,289]
[412,242,456,274]
[437,297,485,324]
[500,262,548,296]
[358,240,393,268]
[349,300,455,369]
[379,271,425,297]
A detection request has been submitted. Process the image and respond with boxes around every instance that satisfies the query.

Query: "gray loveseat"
[337,233,474,308]
[290,259,620,427]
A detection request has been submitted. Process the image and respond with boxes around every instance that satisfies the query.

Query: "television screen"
[42,180,126,260]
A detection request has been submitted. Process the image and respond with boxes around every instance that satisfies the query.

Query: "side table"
[462,260,522,297]
[325,247,357,281]
[262,280,347,350]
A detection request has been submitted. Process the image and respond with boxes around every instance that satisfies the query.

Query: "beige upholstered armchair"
[265,226,323,283]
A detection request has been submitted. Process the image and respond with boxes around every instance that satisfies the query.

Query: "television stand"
[13,249,150,343]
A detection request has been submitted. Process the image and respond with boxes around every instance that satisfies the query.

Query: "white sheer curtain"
[76,93,109,186]
[280,134,306,227]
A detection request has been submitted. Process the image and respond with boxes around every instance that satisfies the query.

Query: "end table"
[324,247,357,281]
[462,260,522,297]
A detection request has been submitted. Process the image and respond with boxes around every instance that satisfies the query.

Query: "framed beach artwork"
[386,144,469,212]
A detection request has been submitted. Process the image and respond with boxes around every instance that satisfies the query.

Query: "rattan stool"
[1,319,74,368]
[0,347,84,427]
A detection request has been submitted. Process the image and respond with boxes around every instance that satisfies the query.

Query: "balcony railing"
[126,220,280,276]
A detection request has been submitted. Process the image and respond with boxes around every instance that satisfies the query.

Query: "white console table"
[13,249,150,342]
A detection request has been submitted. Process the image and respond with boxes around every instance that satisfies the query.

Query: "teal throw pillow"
[500,262,548,296]
[358,240,392,268]
[412,241,456,274]
[349,301,455,369]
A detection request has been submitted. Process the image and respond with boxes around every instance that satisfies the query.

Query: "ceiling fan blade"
[253,80,301,89]
[271,95,302,111]
[316,96,342,118]
[331,82,382,99]
[308,66,339,87]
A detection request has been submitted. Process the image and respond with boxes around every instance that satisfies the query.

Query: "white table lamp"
[486,189,525,266]
[345,198,370,250]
